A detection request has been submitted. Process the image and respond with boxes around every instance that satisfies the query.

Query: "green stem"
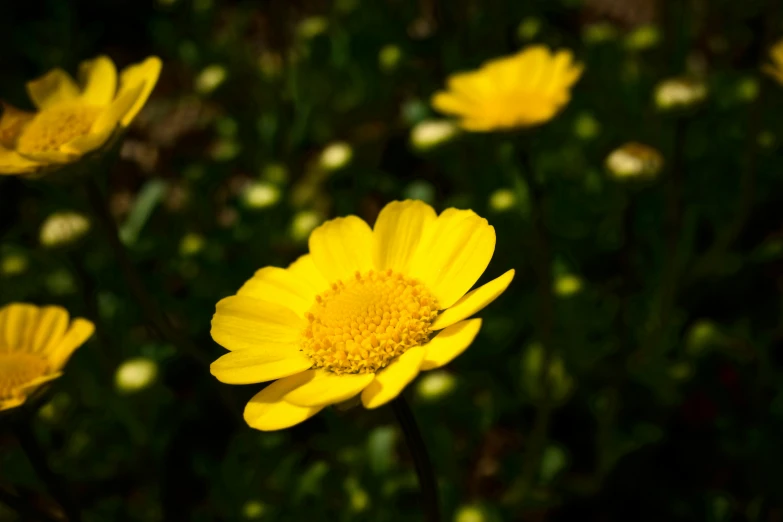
[13,421,81,522]
[391,396,440,522]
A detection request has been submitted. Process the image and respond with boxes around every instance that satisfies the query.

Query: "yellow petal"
[308,215,374,282]
[432,269,515,330]
[210,345,312,384]
[287,254,329,296]
[62,83,144,156]
[373,200,437,272]
[211,296,306,351]
[29,306,69,355]
[26,68,80,109]
[117,56,162,126]
[283,369,374,407]
[0,303,38,351]
[244,372,323,431]
[238,266,318,318]
[420,319,482,370]
[0,103,34,147]
[431,92,478,118]
[16,372,63,394]
[78,56,118,106]
[0,145,41,175]
[0,396,26,411]
[49,318,94,370]
[408,208,496,308]
[360,346,426,409]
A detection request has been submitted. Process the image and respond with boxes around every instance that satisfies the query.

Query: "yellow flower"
[210,200,515,431]
[764,39,783,85]
[0,55,162,176]
[0,303,94,411]
[431,45,583,131]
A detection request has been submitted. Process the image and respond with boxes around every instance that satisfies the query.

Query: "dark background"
[2,0,783,520]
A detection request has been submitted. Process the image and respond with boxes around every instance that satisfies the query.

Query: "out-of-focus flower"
[297,17,329,39]
[605,142,663,180]
[654,77,707,110]
[195,64,227,94]
[554,274,583,297]
[489,189,517,212]
[0,303,94,411]
[416,370,456,401]
[319,142,353,171]
[242,500,266,519]
[1,254,27,276]
[0,55,161,176]
[455,505,486,522]
[625,25,661,50]
[432,45,583,131]
[210,200,514,430]
[517,17,541,41]
[410,119,459,151]
[736,77,760,102]
[291,210,324,242]
[763,40,783,85]
[573,112,601,139]
[582,23,619,44]
[179,233,205,256]
[379,45,403,73]
[115,357,158,394]
[39,211,91,248]
[242,181,281,209]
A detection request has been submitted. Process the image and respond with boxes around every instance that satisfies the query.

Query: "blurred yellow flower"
[210,200,514,430]
[431,45,583,131]
[0,303,94,411]
[763,40,783,85]
[0,55,162,176]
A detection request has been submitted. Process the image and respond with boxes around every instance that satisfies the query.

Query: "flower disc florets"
[302,269,439,375]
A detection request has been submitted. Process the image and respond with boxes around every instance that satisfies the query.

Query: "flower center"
[302,269,439,375]
[0,352,48,399]
[16,103,102,154]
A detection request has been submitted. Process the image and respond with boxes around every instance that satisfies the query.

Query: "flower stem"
[13,421,81,522]
[391,396,440,522]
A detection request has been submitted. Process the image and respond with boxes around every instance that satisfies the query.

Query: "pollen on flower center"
[0,353,47,397]
[16,104,103,154]
[301,269,439,375]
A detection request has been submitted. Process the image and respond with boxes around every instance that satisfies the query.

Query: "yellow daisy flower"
[210,200,515,431]
[0,55,162,176]
[432,45,583,131]
[0,303,94,411]
[763,39,783,85]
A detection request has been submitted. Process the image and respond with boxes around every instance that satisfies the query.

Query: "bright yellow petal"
[308,215,374,282]
[0,303,38,352]
[117,56,162,126]
[0,145,41,175]
[287,254,329,296]
[211,296,306,351]
[26,68,80,110]
[408,208,496,308]
[360,346,425,409]
[432,269,515,330]
[237,266,318,318]
[283,369,374,407]
[420,318,482,370]
[373,200,437,272]
[48,318,94,370]
[78,56,118,106]
[29,306,69,355]
[210,345,312,384]
[431,92,478,118]
[14,149,76,165]
[16,372,63,394]
[0,396,26,411]
[244,372,323,431]
[61,83,143,156]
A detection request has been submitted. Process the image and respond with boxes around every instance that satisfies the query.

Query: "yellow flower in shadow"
[0,55,161,176]
[210,200,515,431]
[763,40,783,85]
[432,45,583,131]
[0,303,94,411]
